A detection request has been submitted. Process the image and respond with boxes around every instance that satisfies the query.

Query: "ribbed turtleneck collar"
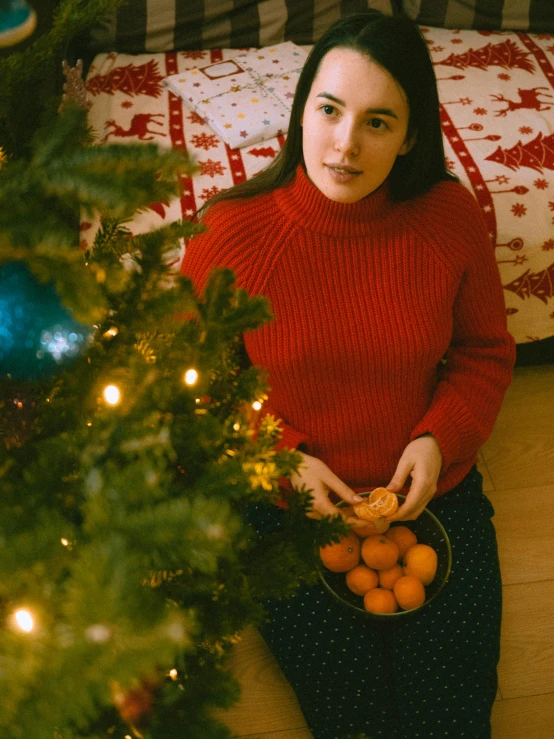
[273,164,393,238]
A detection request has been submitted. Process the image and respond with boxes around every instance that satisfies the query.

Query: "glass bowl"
[319,493,452,618]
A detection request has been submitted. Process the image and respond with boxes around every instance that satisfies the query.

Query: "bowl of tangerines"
[319,488,452,617]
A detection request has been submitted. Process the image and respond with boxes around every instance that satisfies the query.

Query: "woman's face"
[301,47,413,203]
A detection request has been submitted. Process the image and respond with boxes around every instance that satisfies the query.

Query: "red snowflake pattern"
[199,159,226,177]
[432,46,445,53]
[549,201,554,211]
[498,73,511,81]
[547,45,554,54]
[511,203,527,217]
[543,239,554,251]
[200,186,222,200]
[519,126,533,135]
[534,178,549,189]
[451,38,463,44]
[473,107,487,115]
[121,100,133,109]
[190,132,220,151]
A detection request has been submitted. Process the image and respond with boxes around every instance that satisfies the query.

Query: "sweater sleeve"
[409,187,516,473]
[180,203,308,453]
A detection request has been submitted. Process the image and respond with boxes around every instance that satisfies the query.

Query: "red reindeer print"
[491,87,553,117]
[104,113,166,141]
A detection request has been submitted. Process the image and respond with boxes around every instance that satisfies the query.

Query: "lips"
[325,163,362,174]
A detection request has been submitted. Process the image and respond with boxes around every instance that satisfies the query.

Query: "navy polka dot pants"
[248,467,502,739]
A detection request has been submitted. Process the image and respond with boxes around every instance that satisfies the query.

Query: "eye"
[320,104,336,116]
[369,118,386,129]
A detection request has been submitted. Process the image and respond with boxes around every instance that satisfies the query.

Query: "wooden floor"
[217,363,554,739]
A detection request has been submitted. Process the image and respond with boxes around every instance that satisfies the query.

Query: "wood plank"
[492,691,554,739]
[482,366,554,490]
[477,451,495,492]
[487,484,554,585]
[215,626,310,737]
[498,580,554,699]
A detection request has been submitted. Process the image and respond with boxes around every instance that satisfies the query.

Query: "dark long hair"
[201,10,455,214]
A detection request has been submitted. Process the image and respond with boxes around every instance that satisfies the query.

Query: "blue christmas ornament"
[0,262,90,380]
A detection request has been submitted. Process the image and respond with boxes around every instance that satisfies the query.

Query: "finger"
[387,487,433,522]
[386,457,413,493]
[310,490,344,520]
[320,469,363,505]
[387,502,427,522]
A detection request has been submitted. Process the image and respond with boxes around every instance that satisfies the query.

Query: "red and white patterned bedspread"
[83,26,554,345]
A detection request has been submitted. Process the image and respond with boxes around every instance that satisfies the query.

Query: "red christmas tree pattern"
[435,39,534,72]
[485,132,554,173]
[503,262,554,303]
[86,60,165,98]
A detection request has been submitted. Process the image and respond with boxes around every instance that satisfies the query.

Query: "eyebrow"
[316,92,399,119]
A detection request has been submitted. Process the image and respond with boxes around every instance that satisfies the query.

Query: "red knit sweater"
[181,166,515,496]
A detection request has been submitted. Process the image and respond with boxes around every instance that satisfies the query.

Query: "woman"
[181,10,515,738]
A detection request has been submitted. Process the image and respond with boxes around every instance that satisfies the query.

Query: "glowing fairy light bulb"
[184,368,198,386]
[103,384,121,405]
[14,609,34,632]
[252,400,262,411]
[61,538,69,546]
[168,668,178,680]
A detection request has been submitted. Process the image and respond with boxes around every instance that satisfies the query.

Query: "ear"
[398,130,416,156]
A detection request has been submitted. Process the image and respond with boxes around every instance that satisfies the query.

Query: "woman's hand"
[385,434,443,522]
[290,452,367,526]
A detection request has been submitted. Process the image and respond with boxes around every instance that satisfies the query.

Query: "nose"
[334,117,360,156]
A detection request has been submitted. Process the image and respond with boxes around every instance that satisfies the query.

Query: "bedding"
[83,25,554,345]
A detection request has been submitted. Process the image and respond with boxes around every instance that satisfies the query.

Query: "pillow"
[401,0,554,32]
[163,41,308,149]
[86,0,399,54]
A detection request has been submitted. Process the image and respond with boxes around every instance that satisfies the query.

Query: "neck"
[274,165,392,236]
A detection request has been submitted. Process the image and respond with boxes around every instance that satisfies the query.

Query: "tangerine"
[361,535,399,571]
[363,587,398,614]
[354,488,398,522]
[319,532,361,573]
[378,563,404,590]
[385,525,418,559]
[403,543,438,586]
[351,516,389,537]
[393,575,426,611]
[345,564,379,596]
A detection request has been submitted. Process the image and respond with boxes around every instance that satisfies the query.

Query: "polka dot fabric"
[247,467,501,739]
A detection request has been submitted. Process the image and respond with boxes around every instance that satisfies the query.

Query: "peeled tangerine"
[353,488,399,522]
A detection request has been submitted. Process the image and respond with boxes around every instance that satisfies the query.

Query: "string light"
[61,538,69,546]
[103,384,121,405]
[252,400,262,411]
[102,326,119,339]
[14,609,34,633]
[183,368,198,386]
[168,668,178,680]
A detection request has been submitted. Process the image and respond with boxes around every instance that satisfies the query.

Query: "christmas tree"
[0,6,347,737]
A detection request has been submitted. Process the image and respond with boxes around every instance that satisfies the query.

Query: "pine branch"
[0,0,128,156]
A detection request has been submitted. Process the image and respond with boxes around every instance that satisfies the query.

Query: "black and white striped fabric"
[401,0,553,32]
[86,0,399,54]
